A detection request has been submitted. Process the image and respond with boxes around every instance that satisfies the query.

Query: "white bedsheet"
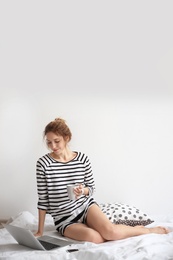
[0,211,173,260]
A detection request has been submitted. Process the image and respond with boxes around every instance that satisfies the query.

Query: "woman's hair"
[43,118,72,141]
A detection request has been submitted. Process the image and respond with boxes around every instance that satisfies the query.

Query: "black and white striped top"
[36,152,96,220]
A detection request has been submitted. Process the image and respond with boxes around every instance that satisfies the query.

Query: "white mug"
[67,184,78,200]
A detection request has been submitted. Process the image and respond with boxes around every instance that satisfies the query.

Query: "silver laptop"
[3,224,77,251]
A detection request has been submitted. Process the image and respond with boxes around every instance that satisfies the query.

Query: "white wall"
[0,1,173,219]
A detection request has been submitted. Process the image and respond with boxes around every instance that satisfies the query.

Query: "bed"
[1,203,173,260]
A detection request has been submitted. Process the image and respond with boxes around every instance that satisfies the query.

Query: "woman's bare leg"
[64,222,106,243]
[86,204,168,241]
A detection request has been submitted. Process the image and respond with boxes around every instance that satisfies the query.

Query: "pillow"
[99,202,154,226]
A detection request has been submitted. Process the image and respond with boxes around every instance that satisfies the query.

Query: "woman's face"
[46,132,68,155]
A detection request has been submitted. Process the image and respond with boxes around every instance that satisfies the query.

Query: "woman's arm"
[74,155,95,198]
[35,160,49,237]
[34,209,46,237]
[83,155,96,196]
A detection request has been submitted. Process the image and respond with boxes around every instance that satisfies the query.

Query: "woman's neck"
[50,149,76,163]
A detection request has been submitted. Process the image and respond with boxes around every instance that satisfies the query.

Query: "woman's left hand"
[73,184,84,198]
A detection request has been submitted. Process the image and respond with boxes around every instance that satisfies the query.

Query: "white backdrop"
[0,1,173,219]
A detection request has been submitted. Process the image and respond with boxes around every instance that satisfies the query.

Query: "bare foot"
[148,226,169,234]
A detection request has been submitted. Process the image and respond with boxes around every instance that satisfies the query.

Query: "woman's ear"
[65,136,70,143]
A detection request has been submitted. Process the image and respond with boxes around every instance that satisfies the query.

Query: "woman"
[35,118,168,243]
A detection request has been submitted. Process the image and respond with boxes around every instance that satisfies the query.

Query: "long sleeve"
[83,155,96,196]
[36,160,49,211]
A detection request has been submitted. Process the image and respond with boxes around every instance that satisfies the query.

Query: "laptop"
[3,223,77,251]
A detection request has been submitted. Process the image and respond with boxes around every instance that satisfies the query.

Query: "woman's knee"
[99,223,118,241]
[85,229,105,243]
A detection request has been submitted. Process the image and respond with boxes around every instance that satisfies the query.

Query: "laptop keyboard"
[39,240,60,250]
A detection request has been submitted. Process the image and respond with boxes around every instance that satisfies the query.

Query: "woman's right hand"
[34,231,43,237]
